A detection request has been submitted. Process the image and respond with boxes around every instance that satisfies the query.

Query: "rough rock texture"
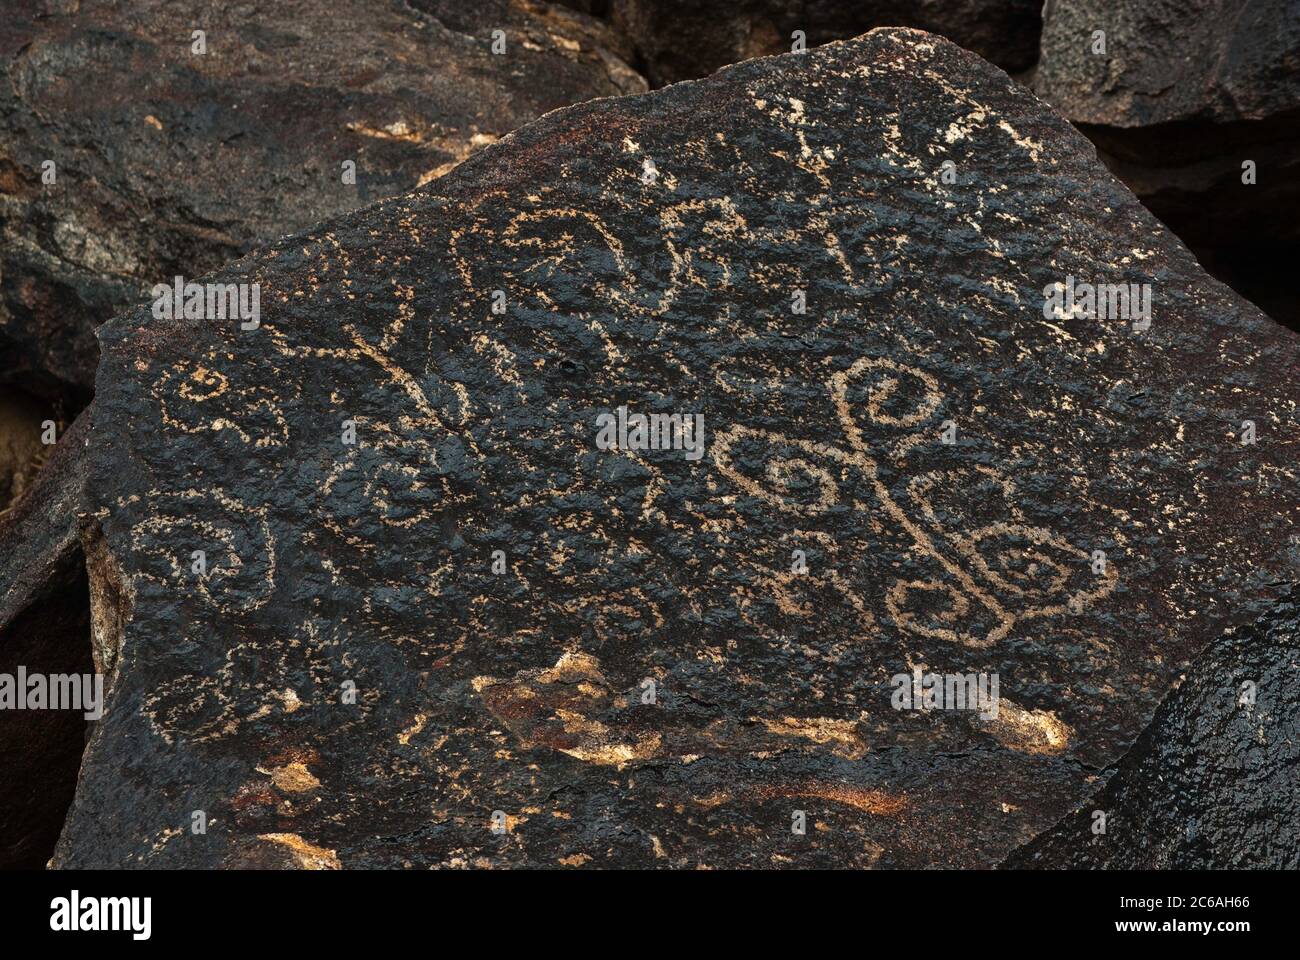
[1035,0,1300,127]
[601,0,1043,86]
[49,29,1300,868]
[1006,586,1300,869]
[0,0,644,406]
[1034,0,1300,332]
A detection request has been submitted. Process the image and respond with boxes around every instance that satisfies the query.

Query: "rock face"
[47,29,1300,868]
[0,0,644,406]
[602,0,1043,86]
[1033,0,1300,331]
[1006,587,1300,869]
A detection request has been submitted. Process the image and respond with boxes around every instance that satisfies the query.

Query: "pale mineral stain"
[258,832,341,870]
[397,712,429,745]
[756,716,867,760]
[756,782,908,816]
[259,761,321,793]
[981,699,1073,755]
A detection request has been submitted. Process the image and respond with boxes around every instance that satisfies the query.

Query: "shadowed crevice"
[0,547,94,870]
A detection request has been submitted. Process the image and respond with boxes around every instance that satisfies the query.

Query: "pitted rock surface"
[0,0,644,401]
[53,29,1300,869]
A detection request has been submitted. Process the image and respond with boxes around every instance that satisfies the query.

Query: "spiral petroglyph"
[124,489,276,616]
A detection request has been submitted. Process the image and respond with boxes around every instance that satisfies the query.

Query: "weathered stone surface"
[50,29,1300,868]
[601,0,1042,86]
[0,0,644,403]
[1033,0,1300,332]
[1006,586,1300,869]
[1035,0,1300,127]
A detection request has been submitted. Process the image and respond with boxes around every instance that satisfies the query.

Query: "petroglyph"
[49,30,1300,869]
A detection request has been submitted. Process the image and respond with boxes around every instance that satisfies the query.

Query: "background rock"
[0,387,47,511]
[1034,0,1300,332]
[0,411,92,869]
[1035,0,1300,127]
[0,0,644,412]
[596,0,1043,86]
[47,30,1300,868]
[1006,586,1300,869]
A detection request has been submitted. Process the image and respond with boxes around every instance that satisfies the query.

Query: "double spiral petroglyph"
[716,355,1115,648]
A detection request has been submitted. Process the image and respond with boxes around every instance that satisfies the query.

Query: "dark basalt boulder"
[0,0,644,406]
[593,0,1043,86]
[1033,0,1300,331]
[1006,586,1300,869]
[46,28,1300,868]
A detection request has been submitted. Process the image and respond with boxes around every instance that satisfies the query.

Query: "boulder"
[1033,0,1300,331]
[0,0,644,405]
[601,0,1043,86]
[1035,0,1300,127]
[45,29,1300,868]
[1006,587,1300,869]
